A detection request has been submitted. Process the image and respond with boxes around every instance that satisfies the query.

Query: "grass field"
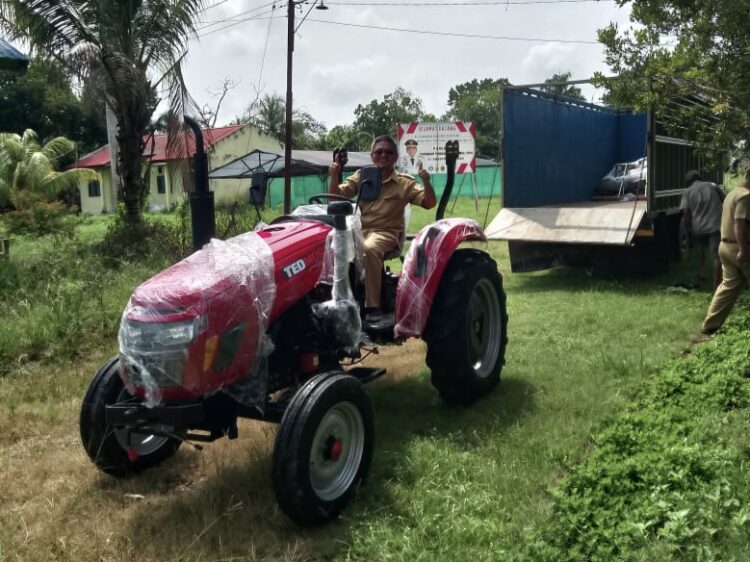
[1,202,748,561]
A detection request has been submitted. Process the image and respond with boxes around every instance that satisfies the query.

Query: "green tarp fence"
[267,165,502,209]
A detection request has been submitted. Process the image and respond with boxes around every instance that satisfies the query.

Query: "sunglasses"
[372,149,396,156]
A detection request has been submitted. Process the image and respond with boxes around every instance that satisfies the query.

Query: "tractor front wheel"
[424,249,508,405]
[80,356,181,477]
[272,372,374,525]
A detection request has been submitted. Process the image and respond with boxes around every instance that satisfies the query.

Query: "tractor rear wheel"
[424,249,508,405]
[80,356,181,477]
[272,372,374,525]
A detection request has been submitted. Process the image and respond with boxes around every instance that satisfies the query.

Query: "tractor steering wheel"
[308,193,355,205]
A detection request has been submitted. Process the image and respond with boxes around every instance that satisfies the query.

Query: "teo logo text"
[282,259,306,279]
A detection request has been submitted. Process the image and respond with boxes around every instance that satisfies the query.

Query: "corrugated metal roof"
[209,150,500,179]
[209,149,373,179]
[0,37,29,72]
[70,125,244,168]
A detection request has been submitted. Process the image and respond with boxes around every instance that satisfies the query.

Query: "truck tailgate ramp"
[485,200,647,245]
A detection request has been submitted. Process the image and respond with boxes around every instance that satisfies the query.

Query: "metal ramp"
[485,200,647,246]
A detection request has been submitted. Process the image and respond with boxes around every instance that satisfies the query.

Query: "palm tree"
[244,94,287,144]
[0,129,95,208]
[0,0,206,226]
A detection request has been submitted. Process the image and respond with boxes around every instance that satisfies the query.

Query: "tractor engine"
[117,231,276,404]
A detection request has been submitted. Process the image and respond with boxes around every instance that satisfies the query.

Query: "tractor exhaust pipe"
[436,140,459,221]
[184,116,215,251]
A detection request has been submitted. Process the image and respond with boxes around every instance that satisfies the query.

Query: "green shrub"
[3,199,80,237]
[526,303,750,561]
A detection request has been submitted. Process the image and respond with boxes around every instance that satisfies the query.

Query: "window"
[156,168,166,194]
[88,179,101,197]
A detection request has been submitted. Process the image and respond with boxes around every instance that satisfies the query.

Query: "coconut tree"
[0,0,206,226]
[0,129,95,206]
[0,129,96,238]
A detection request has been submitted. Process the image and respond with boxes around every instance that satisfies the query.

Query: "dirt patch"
[354,338,427,385]
[1,343,429,561]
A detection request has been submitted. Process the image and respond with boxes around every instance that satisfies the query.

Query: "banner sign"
[396,121,476,175]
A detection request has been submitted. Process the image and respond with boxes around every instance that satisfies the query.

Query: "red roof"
[70,125,244,169]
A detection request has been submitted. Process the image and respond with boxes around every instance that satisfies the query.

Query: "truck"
[486,86,724,273]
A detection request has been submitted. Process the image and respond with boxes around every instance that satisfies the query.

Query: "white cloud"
[180,0,635,128]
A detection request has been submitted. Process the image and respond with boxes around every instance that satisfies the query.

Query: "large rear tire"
[424,249,508,405]
[80,356,181,477]
[272,372,374,525]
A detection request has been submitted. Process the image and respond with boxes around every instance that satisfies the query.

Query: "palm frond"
[3,0,97,56]
[0,134,26,168]
[43,168,97,198]
[40,137,77,165]
[139,0,206,70]
[165,58,201,163]
[21,129,38,147]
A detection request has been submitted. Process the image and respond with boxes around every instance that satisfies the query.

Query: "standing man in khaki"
[701,169,750,334]
[328,135,436,328]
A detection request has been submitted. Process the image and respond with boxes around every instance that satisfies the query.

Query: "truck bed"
[485,199,647,246]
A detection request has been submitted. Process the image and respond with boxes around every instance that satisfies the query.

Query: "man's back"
[681,181,723,235]
[719,186,750,241]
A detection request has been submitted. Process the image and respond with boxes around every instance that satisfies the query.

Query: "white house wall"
[207,126,281,205]
[78,169,115,214]
[76,125,281,213]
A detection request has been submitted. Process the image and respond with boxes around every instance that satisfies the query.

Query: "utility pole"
[284,0,295,215]
[283,1,328,213]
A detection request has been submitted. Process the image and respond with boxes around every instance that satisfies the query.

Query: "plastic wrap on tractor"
[118,231,276,407]
[395,218,486,338]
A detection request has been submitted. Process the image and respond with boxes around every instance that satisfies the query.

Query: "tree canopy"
[236,93,328,150]
[443,78,508,158]
[353,88,434,142]
[539,72,585,101]
[597,0,750,153]
[0,58,106,151]
[1,0,206,227]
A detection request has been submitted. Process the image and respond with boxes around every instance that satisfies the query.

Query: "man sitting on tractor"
[328,135,437,329]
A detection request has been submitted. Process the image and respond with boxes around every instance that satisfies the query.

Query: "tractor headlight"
[119,317,202,389]
[120,318,199,351]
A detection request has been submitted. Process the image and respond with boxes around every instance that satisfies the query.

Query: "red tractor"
[80,146,508,525]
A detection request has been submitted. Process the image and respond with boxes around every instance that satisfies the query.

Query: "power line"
[304,17,601,43]
[326,0,613,5]
[258,5,277,86]
[196,8,278,37]
[202,0,235,13]
[295,0,323,32]
[196,2,606,43]
[198,0,609,31]
[196,1,279,31]
[196,0,616,36]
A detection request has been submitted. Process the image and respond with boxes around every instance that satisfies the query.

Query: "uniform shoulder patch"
[397,172,416,179]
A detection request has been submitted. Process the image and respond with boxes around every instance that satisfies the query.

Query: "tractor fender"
[394,218,486,338]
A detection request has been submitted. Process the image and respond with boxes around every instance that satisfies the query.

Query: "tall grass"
[0,202,276,374]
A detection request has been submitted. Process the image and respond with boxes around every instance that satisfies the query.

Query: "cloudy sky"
[182,0,634,129]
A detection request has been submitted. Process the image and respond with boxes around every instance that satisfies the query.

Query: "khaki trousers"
[702,241,750,332]
[362,229,400,308]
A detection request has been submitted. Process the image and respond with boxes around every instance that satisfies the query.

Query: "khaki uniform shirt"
[335,170,426,234]
[719,186,750,241]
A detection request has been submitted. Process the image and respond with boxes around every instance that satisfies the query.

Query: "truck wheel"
[80,356,181,477]
[424,249,508,406]
[272,372,374,525]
